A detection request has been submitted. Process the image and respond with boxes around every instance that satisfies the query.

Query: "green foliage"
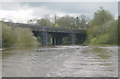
[37,36,42,45]
[36,18,53,26]
[2,22,38,48]
[56,15,77,29]
[90,34,109,44]
[27,15,90,30]
[91,7,114,27]
[78,15,89,29]
[62,37,70,44]
[86,8,117,45]
[106,20,118,44]
[54,23,58,27]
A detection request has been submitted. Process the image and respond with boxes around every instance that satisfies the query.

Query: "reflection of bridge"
[5,22,86,45]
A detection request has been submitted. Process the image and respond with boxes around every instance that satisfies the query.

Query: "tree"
[2,22,38,48]
[36,18,53,26]
[91,7,114,27]
[86,8,116,45]
[77,15,90,29]
[27,19,37,24]
[56,15,76,29]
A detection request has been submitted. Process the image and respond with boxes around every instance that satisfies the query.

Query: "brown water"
[2,46,118,77]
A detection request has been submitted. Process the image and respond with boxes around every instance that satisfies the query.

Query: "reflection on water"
[2,46,118,77]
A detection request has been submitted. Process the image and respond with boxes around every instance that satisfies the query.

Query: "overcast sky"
[0,1,118,23]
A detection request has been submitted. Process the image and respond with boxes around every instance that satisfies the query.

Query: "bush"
[106,20,118,44]
[85,8,117,45]
[62,37,71,44]
[87,20,118,45]
[90,34,109,44]
[2,22,38,48]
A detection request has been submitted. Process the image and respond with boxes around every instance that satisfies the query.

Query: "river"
[1,46,118,77]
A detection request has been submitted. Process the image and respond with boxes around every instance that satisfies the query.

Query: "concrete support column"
[41,31,48,45]
[70,33,76,44]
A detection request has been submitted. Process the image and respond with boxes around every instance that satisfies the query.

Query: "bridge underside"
[33,31,86,45]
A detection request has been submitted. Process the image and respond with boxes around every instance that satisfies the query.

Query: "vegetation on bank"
[2,22,38,48]
[85,8,118,45]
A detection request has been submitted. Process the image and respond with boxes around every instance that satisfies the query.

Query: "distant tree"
[36,18,53,26]
[27,19,37,24]
[77,15,90,29]
[91,7,114,27]
[56,15,76,29]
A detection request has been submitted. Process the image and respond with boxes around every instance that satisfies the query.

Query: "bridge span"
[4,22,86,45]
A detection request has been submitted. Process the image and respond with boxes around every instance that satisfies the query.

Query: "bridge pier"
[41,32,48,45]
[70,33,76,44]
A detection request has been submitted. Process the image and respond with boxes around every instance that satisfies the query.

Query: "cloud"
[0,2,118,23]
[0,2,34,23]
[22,2,118,18]
[0,9,33,23]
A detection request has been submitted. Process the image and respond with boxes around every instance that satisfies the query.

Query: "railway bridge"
[5,22,86,45]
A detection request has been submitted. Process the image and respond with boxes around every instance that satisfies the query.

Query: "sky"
[0,0,119,23]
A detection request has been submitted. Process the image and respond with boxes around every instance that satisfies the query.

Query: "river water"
[2,46,118,77]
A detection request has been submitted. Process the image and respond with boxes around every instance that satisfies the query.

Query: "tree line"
[27,15,89,30]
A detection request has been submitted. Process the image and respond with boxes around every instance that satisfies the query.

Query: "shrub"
[2,22,38,48]
[87,20,118,45]
[90,34,109,44]
[62,37,71,44]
